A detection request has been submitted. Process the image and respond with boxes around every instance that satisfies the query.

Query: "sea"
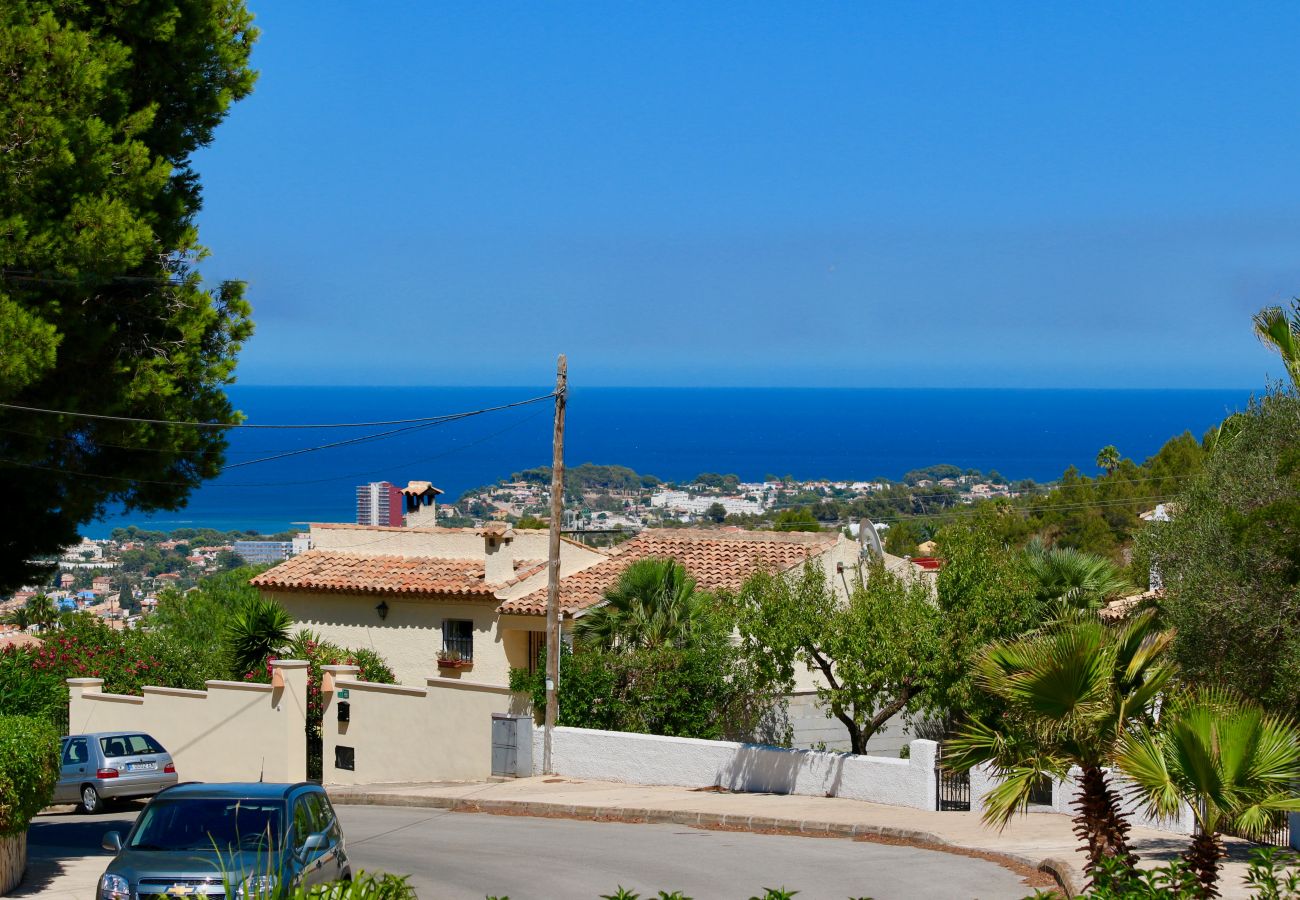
[83,386,1255,537]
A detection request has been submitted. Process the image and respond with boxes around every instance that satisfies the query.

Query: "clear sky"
[195,2,1300,388]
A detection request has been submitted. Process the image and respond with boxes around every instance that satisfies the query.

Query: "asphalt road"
[28,803,1033,900]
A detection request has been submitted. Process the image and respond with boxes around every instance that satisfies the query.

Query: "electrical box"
[491,713,533,778]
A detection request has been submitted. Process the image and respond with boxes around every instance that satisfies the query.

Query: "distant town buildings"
[232,533,310,566]
[356,479,444,527]
[356,481,403,527]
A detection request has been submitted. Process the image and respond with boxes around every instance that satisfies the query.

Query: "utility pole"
[543,354,567,775]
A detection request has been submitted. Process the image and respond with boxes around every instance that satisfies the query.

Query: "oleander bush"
[0,614,214,731]
[0,714,60,836]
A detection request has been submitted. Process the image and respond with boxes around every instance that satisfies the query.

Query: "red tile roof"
[498,529,838,617]
[251,551,519,598]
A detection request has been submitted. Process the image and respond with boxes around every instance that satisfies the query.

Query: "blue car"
[98,782,350,899]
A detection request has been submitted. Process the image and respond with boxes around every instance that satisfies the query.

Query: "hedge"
[0,715,60,836]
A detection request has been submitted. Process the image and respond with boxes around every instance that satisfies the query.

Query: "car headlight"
[99,873,130,900]
[235,873,278,898]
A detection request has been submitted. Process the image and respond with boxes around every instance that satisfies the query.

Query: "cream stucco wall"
[268,590,514,687]
[320,668,515,784]
[66,660,308,783]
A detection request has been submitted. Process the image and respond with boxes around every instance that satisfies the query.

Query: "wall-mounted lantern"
[375,600,389,621]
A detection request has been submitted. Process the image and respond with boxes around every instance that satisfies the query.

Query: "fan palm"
[1096,445,1121,476]
[1024,539,1133,615]
[1252,302,1300,387]
[573,558,712,651]
[223,595,292,677]
[1116,689,1300,898]
[24,594,59,629]
[946,610,1175,878]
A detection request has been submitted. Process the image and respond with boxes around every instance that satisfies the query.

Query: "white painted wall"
[970,763,1198,836]
[532,726,939,810]
[66,661,309,784]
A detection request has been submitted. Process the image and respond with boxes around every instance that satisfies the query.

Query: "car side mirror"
[101,831,123,853]
[300,833,326,854]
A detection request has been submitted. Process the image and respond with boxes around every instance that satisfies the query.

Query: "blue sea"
[84,386,1254,537]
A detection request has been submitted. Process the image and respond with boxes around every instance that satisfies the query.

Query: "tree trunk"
[1184,828,1223,899]
[1072,765,1136,881]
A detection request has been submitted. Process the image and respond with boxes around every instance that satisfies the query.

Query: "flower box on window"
[437,650,472,670]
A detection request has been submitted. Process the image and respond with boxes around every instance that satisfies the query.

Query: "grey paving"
[336,805,1032,899]
[26,802,1032,899]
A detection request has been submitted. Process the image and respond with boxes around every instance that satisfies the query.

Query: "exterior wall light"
[375,600,389,621]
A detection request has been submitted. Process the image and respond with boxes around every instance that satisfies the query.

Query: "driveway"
[23,803,1034,899]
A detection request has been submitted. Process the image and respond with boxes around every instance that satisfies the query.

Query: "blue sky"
[195,2,1300,388]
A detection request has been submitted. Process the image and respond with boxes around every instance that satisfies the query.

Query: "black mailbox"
[337,700,350,723]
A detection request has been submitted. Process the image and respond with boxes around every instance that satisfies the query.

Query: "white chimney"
[482,524,516,585]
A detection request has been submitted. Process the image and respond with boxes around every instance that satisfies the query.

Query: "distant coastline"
[83,385,1251,537]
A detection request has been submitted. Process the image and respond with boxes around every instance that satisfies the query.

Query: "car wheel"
[80,784,102,814]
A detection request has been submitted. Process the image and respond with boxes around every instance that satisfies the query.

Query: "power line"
[0,399,554,490]
[0,392,555,430]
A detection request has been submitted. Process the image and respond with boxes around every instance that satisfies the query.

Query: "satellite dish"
[859,519,884,561]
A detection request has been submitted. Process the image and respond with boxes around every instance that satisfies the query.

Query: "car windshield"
[129,799,284,852]
[100,734,165,757]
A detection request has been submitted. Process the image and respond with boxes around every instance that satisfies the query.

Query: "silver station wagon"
[55,731,178,813]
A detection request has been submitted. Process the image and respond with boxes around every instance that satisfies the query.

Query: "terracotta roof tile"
[252,551,502,598]
[498,529,838,617]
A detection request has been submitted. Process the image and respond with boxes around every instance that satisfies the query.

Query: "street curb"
[328,790,1078,896]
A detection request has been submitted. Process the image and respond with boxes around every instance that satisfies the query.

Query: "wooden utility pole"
[543,354,567,775]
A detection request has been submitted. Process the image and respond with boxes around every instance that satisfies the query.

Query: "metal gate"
[935,744,970,812]
[1223,814,1292,848]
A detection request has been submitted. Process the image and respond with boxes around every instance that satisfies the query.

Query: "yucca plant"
[1116,688,1300,898]
[223,595,292,677]
[946,610,1174,880]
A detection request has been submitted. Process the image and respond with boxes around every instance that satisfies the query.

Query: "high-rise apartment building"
[356,481,403,527]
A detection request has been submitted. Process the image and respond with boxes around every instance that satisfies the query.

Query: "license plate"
[127,762,157,772]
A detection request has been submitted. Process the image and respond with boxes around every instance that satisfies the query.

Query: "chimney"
[482,524,517,585]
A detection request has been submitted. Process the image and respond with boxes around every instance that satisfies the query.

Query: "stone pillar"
[268,660,309,783]
[907,739,938,811]
[66,677,105,735]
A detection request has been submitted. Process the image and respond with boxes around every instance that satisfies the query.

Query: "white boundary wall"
[320,667,517,785]
[532,726,939,810]
[971,764,1198,836]
[66,660,309,784]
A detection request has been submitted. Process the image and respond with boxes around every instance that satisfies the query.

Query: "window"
[63,738,89,766]
[442,619,474,661]
[528,631,544,675]
[100,734,164,757]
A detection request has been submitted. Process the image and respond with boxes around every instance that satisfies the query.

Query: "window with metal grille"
[442,619,474,661]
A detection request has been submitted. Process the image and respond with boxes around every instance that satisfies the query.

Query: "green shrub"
[511,641,776,741]
[0,714,60,836]
[289,871,416,898]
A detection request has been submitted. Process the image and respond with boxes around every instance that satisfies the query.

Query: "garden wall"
[970,764,1198,836]
[66,660,308,783]
[319,667,517,785]
[531,726,940,810]
[0,833,23,896]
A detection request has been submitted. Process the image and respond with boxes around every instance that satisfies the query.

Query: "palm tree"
[1252,302,1300,387]
[25,594,59,629]
[223,595,292,677]
[3,606,31,630]
[572,558,712,651]
[1096,445,1121,476]
[1117,689,1300,898]
[946,610,1175,879]
[1024,539,1132,616]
